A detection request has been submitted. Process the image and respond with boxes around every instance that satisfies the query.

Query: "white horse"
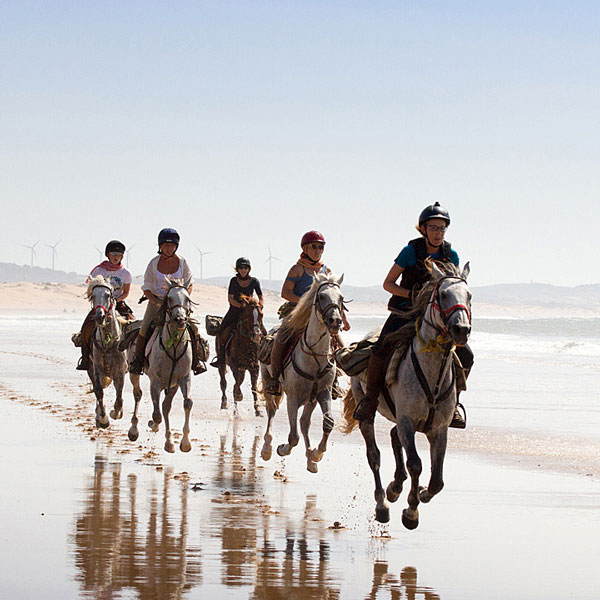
[86,276,142,431]
[341,261,471,529]
[145,278,195,453]
[260,272,345,473]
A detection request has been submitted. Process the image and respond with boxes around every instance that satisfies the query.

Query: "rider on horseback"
[129,228,205,376]
[76,240,134,371]
[353,203,473,426]
[265,230,350,395]
[210,256,264,368]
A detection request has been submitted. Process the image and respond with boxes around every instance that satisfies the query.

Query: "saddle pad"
[145,329,159,358]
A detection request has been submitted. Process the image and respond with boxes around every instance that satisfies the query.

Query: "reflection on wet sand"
[70,422,439,599]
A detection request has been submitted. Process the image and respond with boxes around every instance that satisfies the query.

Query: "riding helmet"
[158,228,180,246]
[105,240,126,256]
[235,257,251,270]
[418,202,451,227]
[300,230,326,247]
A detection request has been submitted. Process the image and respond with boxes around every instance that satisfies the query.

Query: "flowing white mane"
[86,275,112,300]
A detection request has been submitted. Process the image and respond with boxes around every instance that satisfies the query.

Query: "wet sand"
[1,314,599,599]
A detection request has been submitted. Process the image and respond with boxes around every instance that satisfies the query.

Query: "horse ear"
[461,262,470,280]
[336,273,344,286]
[429,259,445,281]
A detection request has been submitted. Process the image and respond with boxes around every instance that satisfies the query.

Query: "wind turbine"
[24,241,40,267]
[95,246,103,261]
[46,240,61,270]
[126,244,135,269]
[195,247,212,280]
[264,246,280,281]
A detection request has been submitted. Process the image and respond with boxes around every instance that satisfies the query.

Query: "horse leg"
[420,428,448,503]
[232,365,244,417]
[399,416,422,530]
[219,364,228,410]
[310,391,335,464]
[179,375,193,453]
[162,386,177,453]
[359,420,389,523]
[386,425,408,503]
[92,365,109,429]
[250,366,262,417]
[128,373,142,442]
[148,380,162,432]
[110,371,124,420]
[261,403,276,461]
[277,394,300,456]
[299,400,318,473]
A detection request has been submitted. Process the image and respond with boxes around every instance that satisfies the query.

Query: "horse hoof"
[164,441,176,453]
[180,441,192,453]
[309,449,323,463]
[261,446,272,461]
[110,409,122,420]
[96,419,109,429]
[307,461,318,474]
[254,408,262,417]
[419,487,433,503]
[276,444,289,457]
[148,420,159,433]
[220,400,228,410]
[402,509,419,530]
[386,482,401,503]
[128,428,139,442]
[375,507,390,523]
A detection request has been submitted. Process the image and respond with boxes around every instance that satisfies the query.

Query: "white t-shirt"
[90,265,132,299]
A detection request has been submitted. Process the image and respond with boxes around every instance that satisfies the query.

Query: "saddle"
[118,320,142,351]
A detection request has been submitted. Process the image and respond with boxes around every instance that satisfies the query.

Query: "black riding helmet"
[418,202,451,227]
[158,228,180,250]
[235,257,251,270]
[105,240,126,256]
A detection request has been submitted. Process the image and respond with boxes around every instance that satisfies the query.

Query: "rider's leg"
[187,321,206,375]
[77,311,95,370]
[211,307,239,368]
[450,344,473,429]
[129,302,159,374]
[264,327,288,395]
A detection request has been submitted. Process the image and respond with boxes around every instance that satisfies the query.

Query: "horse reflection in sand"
[260,273,345,473]
[216,295,264,416]
[342,262,472,529]
[85,276,142,430]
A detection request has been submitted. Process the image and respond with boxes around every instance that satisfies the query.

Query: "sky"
[2,1,599,287]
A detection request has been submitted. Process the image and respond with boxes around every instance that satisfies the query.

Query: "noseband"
[426,276,471,337]
[90,284,114,316]
[166,285,192,321]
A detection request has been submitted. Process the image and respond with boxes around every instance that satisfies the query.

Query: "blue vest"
[288,264,328,298]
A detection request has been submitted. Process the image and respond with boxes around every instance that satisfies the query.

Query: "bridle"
[90,284,114,317]
[165,284,192,323]
[423,276,471,338]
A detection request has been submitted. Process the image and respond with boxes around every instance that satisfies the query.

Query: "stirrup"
[76,357,89,371]
[193,362,207,375]
[449,402,467,429]
[264,379,282,396]
[210,356,224,369]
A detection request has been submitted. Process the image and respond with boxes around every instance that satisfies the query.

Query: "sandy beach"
[1,284,599,599]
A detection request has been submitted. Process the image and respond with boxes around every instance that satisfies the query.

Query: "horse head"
[87,276,114,328]
[164,277,193,331]
[239,295,263,344]
[313,272,345,335]
[428,261,471,347]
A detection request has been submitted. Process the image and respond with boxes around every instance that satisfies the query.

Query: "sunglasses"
[309,243,325,250]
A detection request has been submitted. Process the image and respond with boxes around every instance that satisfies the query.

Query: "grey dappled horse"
[86,276,142,431]
[342,261,471,529]
[260,272,344,473]
[144,278,195,453]
[217,296,264,416]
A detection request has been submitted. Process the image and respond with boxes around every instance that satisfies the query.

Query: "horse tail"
[258,381,283,413]
[339,387,359,435]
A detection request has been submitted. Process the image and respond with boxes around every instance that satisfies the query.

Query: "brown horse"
[216,296,264,416]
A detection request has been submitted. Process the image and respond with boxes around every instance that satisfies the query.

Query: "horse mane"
[282,272,338,336]
[86,275,112,299]
[239,294,260,308]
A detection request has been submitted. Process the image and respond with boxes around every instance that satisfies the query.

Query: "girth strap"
[291,353,334,382]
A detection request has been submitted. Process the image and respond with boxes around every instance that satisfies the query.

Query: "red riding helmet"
[300,230,326,247]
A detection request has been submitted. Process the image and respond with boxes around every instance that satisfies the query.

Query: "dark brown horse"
[217,296,264,416]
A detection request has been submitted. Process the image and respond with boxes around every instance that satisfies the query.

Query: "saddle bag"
[197,334,210,362]
[258,333,275,365]
[334,335,378,377]
[205,315,222,336]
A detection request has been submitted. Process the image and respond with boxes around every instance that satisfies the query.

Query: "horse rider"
[129,228,205,375]
[210,256,265,368]
[353,202,473,426]
[76,240,134,370]
[265,230,350,395]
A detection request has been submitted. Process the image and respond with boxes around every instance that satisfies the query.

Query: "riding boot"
[449,366,470,429]
[76,342,91,371]
[353,353,386,423]
[129,333,147,375]
[210,328,228,369]
[264,337,286,395]
[188,323,206,375]
[331,369,344,399]
[76,313,95,371]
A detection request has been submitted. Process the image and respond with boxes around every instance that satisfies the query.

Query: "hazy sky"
[2,1,599,287]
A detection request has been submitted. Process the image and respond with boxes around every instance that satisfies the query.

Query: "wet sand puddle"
[1,316,600,598]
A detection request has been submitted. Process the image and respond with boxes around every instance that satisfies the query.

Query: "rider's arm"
[383,264,410,298]
[228,294,242,308]
[281,265,302,303]
[117,283,130,301]
[143,289,162,307]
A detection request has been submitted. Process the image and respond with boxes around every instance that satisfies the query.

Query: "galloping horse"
[260,272,345,473]
[144,278,196,453]
[86,276,142,430]
[216,295,264,416]
[341,261,471,529]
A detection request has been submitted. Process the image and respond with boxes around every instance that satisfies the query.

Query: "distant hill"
[1,262,599,309]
